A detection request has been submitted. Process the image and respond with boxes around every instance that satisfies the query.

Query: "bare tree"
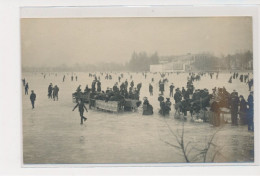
[160,121,225,163]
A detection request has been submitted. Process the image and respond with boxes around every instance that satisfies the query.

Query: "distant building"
[150,53,194,72]
[150,64,163,72]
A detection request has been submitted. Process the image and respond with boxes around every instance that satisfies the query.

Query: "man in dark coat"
[30,90,36,109]
[181,87,186,96]
[120,82,125,92]
[72,99,88,125]
[149,83,153,96]
[174,89,182,104]
[143,97,153,115]
[48,83,53,99]
[248,79,253,91]
[91,80,96,92]
[169,83,174,97]
[25,83,29,95]
[22,78,26,86]
[97,81,101,92]
[53,85,59,101]
[184,90,190,100]
[130,80,134,88]
[165,98,172,115]
[247,91,254,131]
[113,83,119,93]
[210,99,220,126]
[239,95,248,125]
[230,90,239,126]
[125,80,128,90]
[159,81,165,95]
[158,94,164,103]
[137,83,142,93]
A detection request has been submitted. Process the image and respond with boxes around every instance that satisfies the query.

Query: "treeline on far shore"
[22,50,253,72]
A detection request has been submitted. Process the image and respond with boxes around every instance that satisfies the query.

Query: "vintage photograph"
[21,16,254,164]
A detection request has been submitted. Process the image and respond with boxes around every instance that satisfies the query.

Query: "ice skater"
[72,99,88,125]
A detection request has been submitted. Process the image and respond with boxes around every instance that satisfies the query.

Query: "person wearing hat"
[169,83,175,97]
[30,90,36,109]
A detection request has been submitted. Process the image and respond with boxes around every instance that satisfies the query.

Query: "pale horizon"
[21,17,253,67]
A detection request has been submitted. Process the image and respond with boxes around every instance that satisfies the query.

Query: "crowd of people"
[24,71,254,130]
[150,72,254,131]
[74,75,142,104]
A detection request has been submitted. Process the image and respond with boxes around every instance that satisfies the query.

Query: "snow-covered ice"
[22,72,254,164]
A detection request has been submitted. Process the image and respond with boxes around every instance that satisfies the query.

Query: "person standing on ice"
[149,83,153,96]
[22,78,26,86]
[53,85,59,101]
[159,80,164,95]
[247,91,254,131]
[30,90,36,109]
[72,99,88,125]
[169,83,174,97]
[48,83,53,99]
[97,81,101,92]
[25,83,29,95]
[230,90,239,126]
[63,75,65,82]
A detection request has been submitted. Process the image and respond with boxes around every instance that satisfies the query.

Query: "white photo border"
[1,1,260,176]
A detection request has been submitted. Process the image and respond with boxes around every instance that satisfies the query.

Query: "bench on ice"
[94,100,120,112]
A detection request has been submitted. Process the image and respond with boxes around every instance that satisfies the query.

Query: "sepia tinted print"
[21,17,254,164]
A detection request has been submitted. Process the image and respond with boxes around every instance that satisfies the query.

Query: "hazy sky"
[21,17,252,67]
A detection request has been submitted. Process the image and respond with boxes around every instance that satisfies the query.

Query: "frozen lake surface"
[22,72,254,164]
